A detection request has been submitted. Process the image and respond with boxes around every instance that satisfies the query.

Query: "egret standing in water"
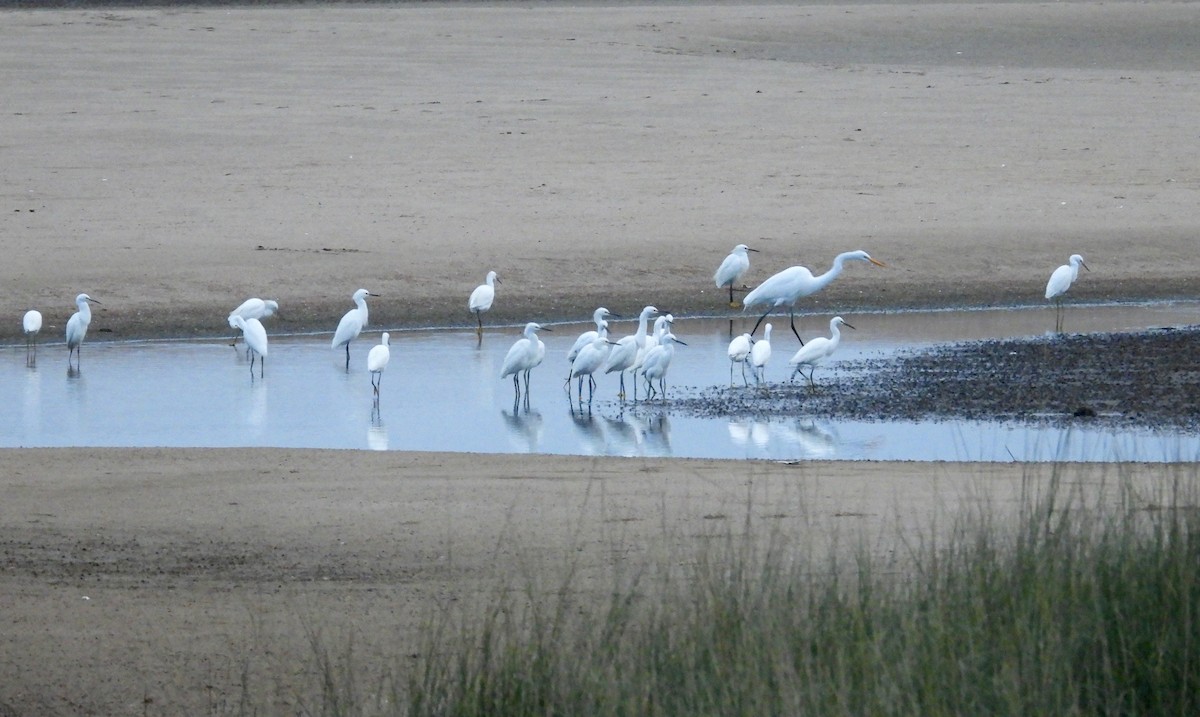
[1045,253,1089,333]
[469,270,500,339]
[228,298,279,347]
[567,308,620,370]
[743,250,884,343]
[65,293,101,369]
[727,332,753,386]
[569,324,611,404]
[789,316,854,390]
[22,309,42,364]
[331,288,379,370]
[629,313,672,401]
[641,332,686,400]
[714,244,759,307]
[501,322,551,401]
[750,323,772,385]
[367,332,390,397]
[229,315,268,378]
[604,305,659,400]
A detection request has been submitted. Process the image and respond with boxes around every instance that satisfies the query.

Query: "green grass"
[401,469,1198,717]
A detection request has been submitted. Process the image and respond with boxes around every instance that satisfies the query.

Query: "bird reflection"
[639,411,672,456]
[501,408,543,452]
[602,413,643,456]
[367,411,389,451]
[569,407,608,455]
[773,418,838,459]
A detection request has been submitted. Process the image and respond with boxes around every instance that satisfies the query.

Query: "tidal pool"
[3,301,1198,462]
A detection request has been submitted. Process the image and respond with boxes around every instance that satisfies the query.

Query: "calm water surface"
[4,302,1198,462]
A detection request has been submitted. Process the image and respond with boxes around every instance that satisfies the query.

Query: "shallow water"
[4,302,1198,462]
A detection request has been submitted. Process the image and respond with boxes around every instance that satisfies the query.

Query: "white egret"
[641,332,686,400]
[727,332,753,386]
[228,298,279,346]
[714,243,759,307]
[331,288,379,370]
[750,323,772,385]
[567,307,620,364]
[1045,253,1089,332]
[604,305,659,400]
[501,322,551,400]
[23,309,42,362]
[743,250,884,343]
[65,293,101,368]
[367,332,391,396]
[468,270,500,337]
[229,315,268,378]
[569,324,611,403]
[789,316,854,389]
[631,314,672,401]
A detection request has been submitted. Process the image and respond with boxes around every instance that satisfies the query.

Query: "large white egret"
[468,270,500,338]
[750,323,772,385]
[228,298,279,346]
[331,288,379,370]
[743,250,884,343]
[501,322,551,400]
[367,332,391,396]
[569,324,611,404]
[727,332,752,386]
[23,309,42,363]
[65,293,101,368]
[230,315,268,378]
[788,316,854,389]
[641,332,686,400]
[603,305,659,400]
[1045,253,1089,332]
[714,243,759,307]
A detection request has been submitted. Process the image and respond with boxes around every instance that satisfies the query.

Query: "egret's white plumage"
[228,298,279,328]
[567,308,618,363]
[65,293,100,367]
[750,323,772,384]
[230,315,269,377]
[789,316,854,389]
[714,244,759,306]
[641,332,686,400]
[727,332,753,386]
[367,332,390,395]
[569,324,611,402]
[744,250,884,342]
[604,305,659,400]
[23,309,41,338]
[629,314,672,401]
[469,270,500,335]
[331,288,379,369]
[501,322,550,399]
[1045,254,1089,332]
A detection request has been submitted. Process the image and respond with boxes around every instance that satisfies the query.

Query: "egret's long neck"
[635,311,653,341]
[357,298,369,328]
[814,252,855,290]
[78,301,92,323]
[829,322,842,346]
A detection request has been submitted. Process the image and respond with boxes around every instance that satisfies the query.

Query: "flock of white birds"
[19,252,1088,403]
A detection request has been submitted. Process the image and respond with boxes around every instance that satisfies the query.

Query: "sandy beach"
[1,2,1198,713]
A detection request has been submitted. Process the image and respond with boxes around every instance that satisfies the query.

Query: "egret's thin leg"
[788,310,805,345]
[749,309,771,337]
[344,343,351,371]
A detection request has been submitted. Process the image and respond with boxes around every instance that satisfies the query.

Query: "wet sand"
[2,2,1199,714]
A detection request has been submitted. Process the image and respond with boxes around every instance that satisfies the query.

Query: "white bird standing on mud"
[229,314,268,378]
[367,332,390,397]
[468,270,500,339]
[743,250,884,343]
[1045,253,1089,333]
[332,288,379,370]
[714,243,759,307]
[604,305,659,400]
[23,309,42,363]
[789,316,854,389]
[65,293,101,369]
[750,323,772,385]
[727,332,753,386]
[501,322,551,400]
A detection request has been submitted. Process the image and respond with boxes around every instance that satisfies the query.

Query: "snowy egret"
[714,244,759,307]
[604,305,659,400]
[65,293,101,368]
[788,316,854,389]
[23,309,42,362]
[367,332,390,396]
[229,315,268,378]
[641,332,686,400]
[1046,254,1089,332]
[569,324,611,403]
[630,314,672,401]
[469,270,500,337]
[743,250,884,342]
[228,298,279,346]
[567,307,620,364]
[750,323,772,385]
[501,322,551,400]
[331,288,379,370]
[727,332,753,386]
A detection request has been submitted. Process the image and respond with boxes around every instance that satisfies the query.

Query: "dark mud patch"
[673,326,1200,431]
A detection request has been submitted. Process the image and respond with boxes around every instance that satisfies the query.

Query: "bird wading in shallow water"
[789,316,854,390]
[641,332,686,400]
[714,243,759,307]
[23,309,42,364]
[727,332,753,386]
[1045,253,1089,333]
[228,298,279,347]
[367,332,391,398]
[604,305,659,401]
[230,315,268,379]
[469,270,500,341]
[750,323,772,386]
[501,322,551,403]
[569,324,611,405]
[65,293,101,369]
[332,288,379,371]
[743,250,884,343]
